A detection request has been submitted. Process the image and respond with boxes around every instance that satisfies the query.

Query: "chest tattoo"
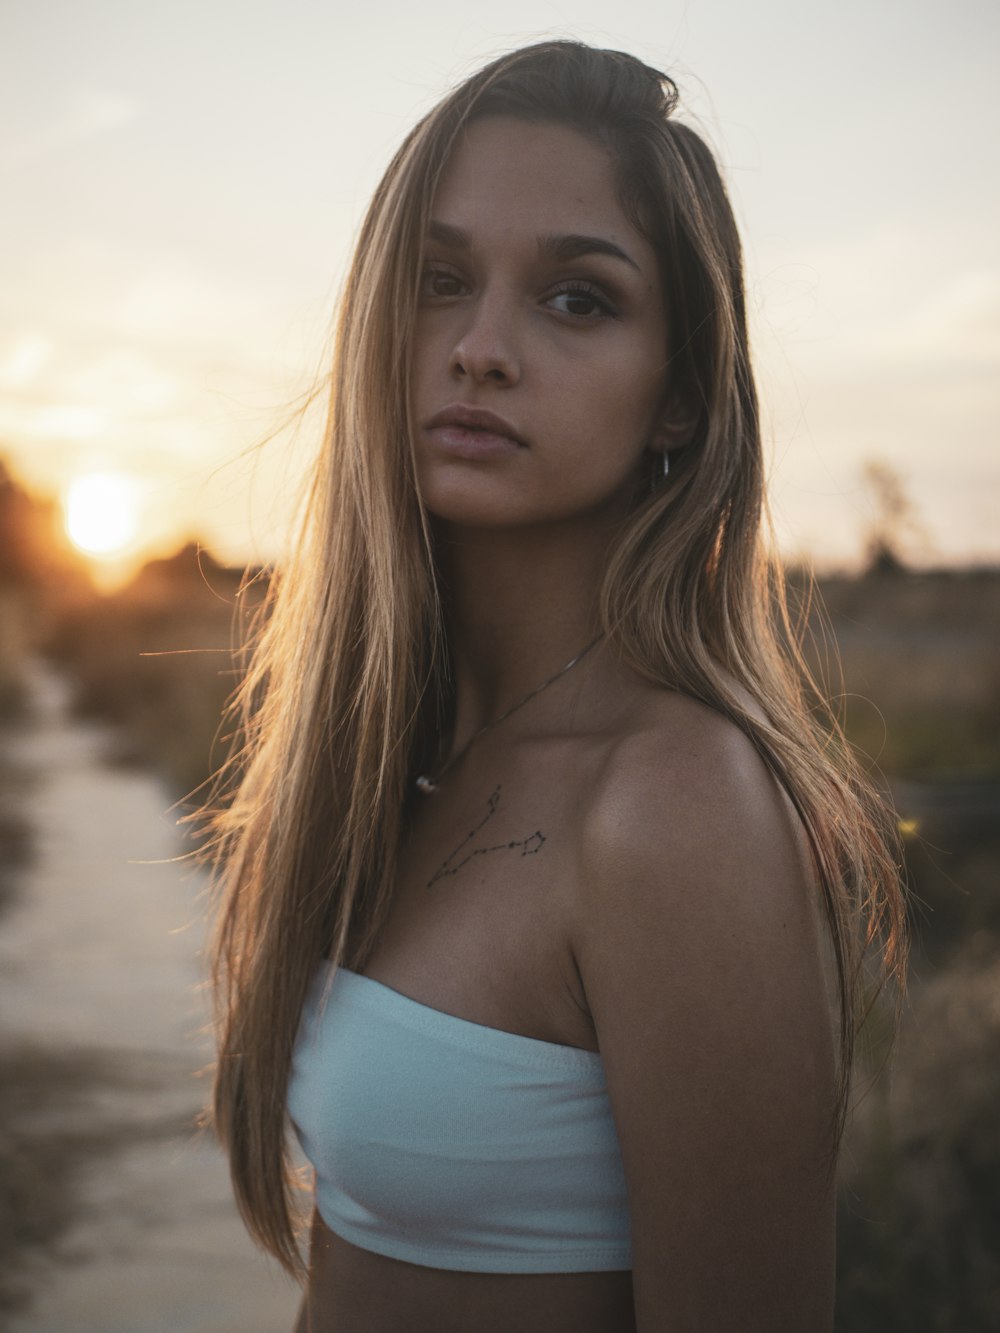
[426,784,546,889]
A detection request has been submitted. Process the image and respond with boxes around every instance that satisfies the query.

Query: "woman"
[204,40,906,1332]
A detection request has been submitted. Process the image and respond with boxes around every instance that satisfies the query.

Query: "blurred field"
[814,569,1000,781]
[44,545,263,805]
[1,461,998,1327]
[805,569,1000,1332]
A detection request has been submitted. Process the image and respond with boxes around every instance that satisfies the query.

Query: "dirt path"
[0,663,300,1332]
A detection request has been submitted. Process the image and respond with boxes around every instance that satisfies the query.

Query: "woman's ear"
[653,389,698,445]
[648,394,699,467]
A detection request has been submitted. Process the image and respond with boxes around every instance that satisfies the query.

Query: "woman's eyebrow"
[426,220,471,250]
[426,219,640,272]
[538,232,641,272]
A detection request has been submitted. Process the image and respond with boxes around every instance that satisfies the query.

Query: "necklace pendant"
[412,631,604,796]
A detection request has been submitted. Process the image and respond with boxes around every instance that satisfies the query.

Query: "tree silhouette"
[860,459,926,574]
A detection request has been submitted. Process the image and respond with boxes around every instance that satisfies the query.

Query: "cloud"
[752,223,1000,393]
[1,90,140,169]
[0,334,53,387]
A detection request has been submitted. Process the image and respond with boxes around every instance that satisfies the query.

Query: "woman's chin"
[416,478,534,530]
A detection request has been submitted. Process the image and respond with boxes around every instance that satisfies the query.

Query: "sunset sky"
[1,0,997,579]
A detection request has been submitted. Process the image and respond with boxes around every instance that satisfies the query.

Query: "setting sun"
[64,471,141,556]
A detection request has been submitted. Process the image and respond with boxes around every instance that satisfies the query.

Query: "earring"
[662,450,670,479]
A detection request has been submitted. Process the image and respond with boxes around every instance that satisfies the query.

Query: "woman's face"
[410,116,670,531]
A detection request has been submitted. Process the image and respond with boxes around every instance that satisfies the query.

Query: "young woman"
[204,40,906,1332]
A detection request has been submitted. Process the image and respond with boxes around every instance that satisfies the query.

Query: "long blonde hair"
[200,41,907,1276]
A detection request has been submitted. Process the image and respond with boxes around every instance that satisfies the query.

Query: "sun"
[64,471,141,557]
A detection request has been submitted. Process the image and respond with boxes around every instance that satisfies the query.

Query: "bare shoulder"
[573,688,837,1331]
[579,685,809,924]
[575,684,830,1039]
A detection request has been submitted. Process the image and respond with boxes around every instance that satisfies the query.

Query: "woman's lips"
[423,407,527,460]
[425,424,524,459]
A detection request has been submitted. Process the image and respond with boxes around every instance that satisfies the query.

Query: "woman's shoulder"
[590,674,773,824]
[571,680,838,1333]
[575,674,814,945]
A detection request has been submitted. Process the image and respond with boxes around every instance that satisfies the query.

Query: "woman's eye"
[419,268,465,299]
[548,285,615,319]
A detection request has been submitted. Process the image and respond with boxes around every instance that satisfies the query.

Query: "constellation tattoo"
[426,784,546,889]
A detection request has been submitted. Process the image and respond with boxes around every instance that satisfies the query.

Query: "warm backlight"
[65,471,141,556]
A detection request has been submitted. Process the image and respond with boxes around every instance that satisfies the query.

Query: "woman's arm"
[575,701,837,1332]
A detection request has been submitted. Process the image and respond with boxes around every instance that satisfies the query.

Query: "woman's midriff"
[297,1210,637,1333]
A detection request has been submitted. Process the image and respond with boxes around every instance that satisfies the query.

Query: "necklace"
[415,632,605,795]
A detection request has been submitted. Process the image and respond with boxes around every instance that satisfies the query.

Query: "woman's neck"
[433,515,620,749]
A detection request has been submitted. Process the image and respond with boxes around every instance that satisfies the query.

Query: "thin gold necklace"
[415,632,605,795]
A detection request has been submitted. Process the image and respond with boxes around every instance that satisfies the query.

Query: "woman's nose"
[449,291,521,386]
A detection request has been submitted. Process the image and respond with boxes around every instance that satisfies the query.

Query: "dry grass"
[803,568,1000,781]
[837,937,1000,1331]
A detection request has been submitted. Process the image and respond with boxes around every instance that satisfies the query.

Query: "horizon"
[5,446,997,599]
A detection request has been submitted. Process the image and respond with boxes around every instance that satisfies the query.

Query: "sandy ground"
[0,664,301,1332]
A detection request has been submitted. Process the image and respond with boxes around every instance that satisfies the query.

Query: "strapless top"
[287,962,632,1273]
